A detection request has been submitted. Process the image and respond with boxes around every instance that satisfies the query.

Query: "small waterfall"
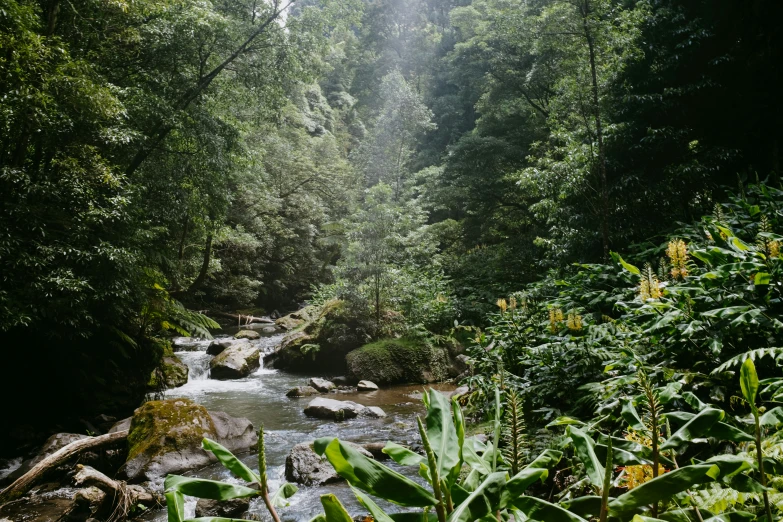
[176,350,212,380]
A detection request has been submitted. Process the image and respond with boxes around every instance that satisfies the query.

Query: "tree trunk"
[582,0,610,260]
[0,431,128,504]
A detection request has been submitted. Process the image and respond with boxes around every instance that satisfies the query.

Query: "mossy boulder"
[147,356,188,390]
[234,329,260,340]
[275,306,317,331]
[210,343,260,379]
[265,300,371,373]
[119,399,257,483]
[346,338,454,385]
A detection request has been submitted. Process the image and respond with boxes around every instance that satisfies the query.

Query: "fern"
[502,388,527,475]
[713,348,783,374]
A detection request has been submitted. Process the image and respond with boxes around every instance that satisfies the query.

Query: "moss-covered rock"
[119,399,256,483]
[345,338,454,385]
[266,300,371,373]
[147,356,188,390]
[210,343,260,379]
[275,305,317,331]
[234,329,260,340]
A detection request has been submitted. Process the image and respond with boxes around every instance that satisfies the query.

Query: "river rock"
[0,493,85,522]
[358,406,386,419]
[285,441,373,486]
[309,377,335,393]
[196,497,251,518]
[149,356,188,389]
[304,398,365,420]
[109,417,131,433]
[234,329,261,340]
[286,386,320,398]
[332,376,350,386]
[357,380,378,391]
[448,386,470,399]
[210,343,260,379]
[119,399,258,483]
[172,337,207,352]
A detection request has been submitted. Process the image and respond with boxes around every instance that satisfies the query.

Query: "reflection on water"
[143,332,455,522]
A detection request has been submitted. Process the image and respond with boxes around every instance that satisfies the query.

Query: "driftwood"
[74,464,161,521]
[207,310,274,325]
[0,430,128,504]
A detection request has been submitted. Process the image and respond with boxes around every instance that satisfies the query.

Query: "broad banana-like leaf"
[621,399,647,432]
[740,359,759,410]
[505,467,548,497]
[383,442,425,466]
[164,475,259,501]
[702,512,756,522]
[596,434,674,467]
[663,412,753,443]
[185,519,267,522]
[321,494,353,522]
[447,471,506,522]
[595,444,649,466]
[609,458,749,516]
[452,396,465,458]
[611,252,641,275]
[660,408,724,450]
[729,473,767,493]
[463,440,492,475]
[511,496,589,522]
[568,427,604,488]
[424,389,461,481]
[166,490,185,522]
[315,438,436,507]
[682,391,709,411]
[526,449,563,470]
[632,516,668,522]
[309,515,327,522]
[201,438,259,484]
[351,486,395,522]
[560,495,604,517]
[270,482,298,507]
[545,416,585,427]
[760,406,783,427]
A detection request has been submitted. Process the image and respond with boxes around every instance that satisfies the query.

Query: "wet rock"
[357,380,378,391]
[172,337,207,352]
[234,329,261,340]
[196,497,251,518]
[149,356,189,390]
[33,433,90,465]
[210,343,260,379]
[119,399,257,483]
[74,486,107,517]
[262,326,277,334]
[286,386,320,398]
[285,441,372,486]
[304,398,365,420]
[0,493,86,522]
[332,376,350,386]
[108,417,131,434]
[275,306,316,331]
[309,378,335,393]
[346,338,454,385]
[448,386,470,399]
[207,338,249,356]
[361,442,390,460]
[358,406,386,419]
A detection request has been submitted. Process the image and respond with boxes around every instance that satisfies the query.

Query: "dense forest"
[2,0,783,520]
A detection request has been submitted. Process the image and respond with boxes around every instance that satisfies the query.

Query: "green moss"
[126,399,214,462]
[346,338,452,384]
[147,355,188,389]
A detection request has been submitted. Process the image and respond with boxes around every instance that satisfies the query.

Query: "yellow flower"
[666,239,689,279]
[508,297,517,310]
[549,308,564,333]
[622,430,666,490]
[496,298,507,313]
[640,264,662,300]
[566,313,582,331]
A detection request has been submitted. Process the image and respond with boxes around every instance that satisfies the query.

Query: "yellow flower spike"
[640,264,662,300]
[496,298,507,313]
[566,313,582,331]
[666,239,689,280]
[549,308,563,333]
[508,297,517,310]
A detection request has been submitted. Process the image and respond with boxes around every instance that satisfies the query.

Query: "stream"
[141,326,455,521]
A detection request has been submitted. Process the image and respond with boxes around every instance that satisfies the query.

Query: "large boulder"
[207,338,243,356]
[358,406,387,419]
[285,441,372,486]
[275,306,317,331]
[148,356,188,390]
[119,399,257,483]
[357,380,378,391]
[308,378,335,393]
[210,343,260,379]
[304,398,365,420]
[234,329,260,340]
[346,338,454,385]
[196,497,251,518]
[265,300,371,373]
[286,386,320,398]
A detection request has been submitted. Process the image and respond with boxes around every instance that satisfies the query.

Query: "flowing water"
[142,327,455,521]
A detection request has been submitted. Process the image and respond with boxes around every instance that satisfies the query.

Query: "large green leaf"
[526,449,563,470]
[351,486,395,522]
[166,490,185,522]
[185,519,267,522]
[270,483,298,507]
[560,496,604,517]
[660,408,724,450]
[383,442,425,466]
[315,438,436,507]
[608,459,748,516]
[447,471,506,522]
[568,427,604,488]
[505,467,548,497]
[164,475,259,501]
[663,412,753,443]
[424,389,460,480]
[463,440,492,475]
[611,252,641,275]
[201,438,259,484]
[321,494,354,522]
[621,399,647,432]
[390,514,439,522]
[512,496,589,522]
[760,406,783,427]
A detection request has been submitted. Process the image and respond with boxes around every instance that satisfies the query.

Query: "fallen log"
[0,430,128,504]
[74,464,161,521]
[207,310,274,325]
